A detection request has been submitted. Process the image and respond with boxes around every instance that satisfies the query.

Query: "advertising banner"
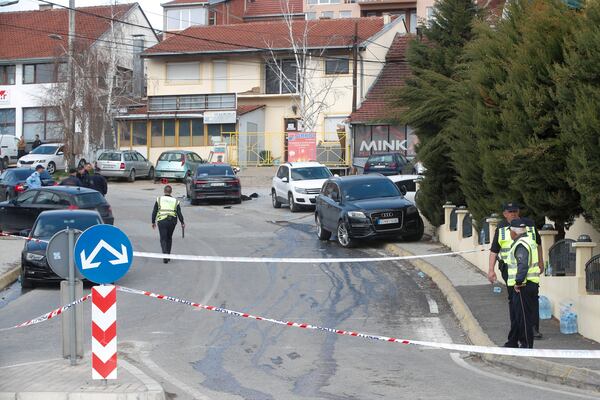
[287,132,316,162]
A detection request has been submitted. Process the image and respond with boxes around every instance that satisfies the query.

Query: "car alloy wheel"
[46,161,56,175]
[337,221,354,248]
[272,190,282,208]
[288,193,299,212]
[128,169,135,182]
[148,167,155,180]
[316,214,331,240]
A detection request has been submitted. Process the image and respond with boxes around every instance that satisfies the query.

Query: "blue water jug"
[569,312,578,334]
[539,296,552,320]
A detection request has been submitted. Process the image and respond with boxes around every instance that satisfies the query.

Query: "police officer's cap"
[510,218,527,228]
[503,202,521,212]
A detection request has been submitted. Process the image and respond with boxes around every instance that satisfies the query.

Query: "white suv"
[272,162,332,212]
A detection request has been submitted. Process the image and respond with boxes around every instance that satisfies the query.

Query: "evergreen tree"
[390,0,479,225]
[555,1,600,230]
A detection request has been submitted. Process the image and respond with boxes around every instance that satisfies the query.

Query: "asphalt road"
[0,180,598,399]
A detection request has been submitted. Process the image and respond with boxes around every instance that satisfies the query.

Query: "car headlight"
[36,160,46,163]
[25,253,45,262]
[347,211,367,219]
[406,206,418,214]
[294,187,307,194]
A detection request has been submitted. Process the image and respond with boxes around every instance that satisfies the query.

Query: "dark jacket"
[32,139,42,150]
[60,175,81,187]
[88,174,108,195]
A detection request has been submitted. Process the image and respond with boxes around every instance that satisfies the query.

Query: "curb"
[0,265,19,292]
[384,243,600,392]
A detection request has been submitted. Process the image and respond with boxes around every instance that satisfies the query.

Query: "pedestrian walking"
[31,135,42,150]
[60,168,82,186]
[17,136,26,159]
[151,185,184,263]
[25,165,45,189]
[84,163,107,195]
[488,201,544,340]
[504,218,540,348]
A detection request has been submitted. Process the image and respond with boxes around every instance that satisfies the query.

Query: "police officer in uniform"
[505,218,540,348]
[488,202,544,341]
[151,185,185,263]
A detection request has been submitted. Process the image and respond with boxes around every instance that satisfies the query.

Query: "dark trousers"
[507,282,538,348]
[157,217,177,257]
[501,262,539,333]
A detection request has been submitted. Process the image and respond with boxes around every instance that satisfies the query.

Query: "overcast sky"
[2,0,164,30]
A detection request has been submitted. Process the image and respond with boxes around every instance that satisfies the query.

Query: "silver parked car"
[95,150,154,182]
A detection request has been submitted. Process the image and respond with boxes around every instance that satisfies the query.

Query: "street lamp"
[0,0,20,6]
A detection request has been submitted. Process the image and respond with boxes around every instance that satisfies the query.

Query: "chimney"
[383,13,391,24]
[39,4,53,10]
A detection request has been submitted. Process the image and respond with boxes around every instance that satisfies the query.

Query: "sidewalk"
[0,237,24,291]
[385,239,600,391]
[0,355,165,400]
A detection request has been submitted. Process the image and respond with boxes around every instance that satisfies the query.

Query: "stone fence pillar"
[455,207,469,239]
[443,203,455,232]
[539,225,558,273]
[573,235,596,295]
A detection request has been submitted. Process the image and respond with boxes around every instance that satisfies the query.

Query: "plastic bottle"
[571,313,578,334]
[493,286,502,294]
[538,296,552,320]
[560,302,575,334]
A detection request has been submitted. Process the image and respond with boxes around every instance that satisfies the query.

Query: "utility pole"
[351,21,358,113]
[67,0,76,168]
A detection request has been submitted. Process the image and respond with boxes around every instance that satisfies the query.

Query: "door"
[123,152,134,176]
[55,146,66,170]
[0,189,38,232]
[135,152,149,176]
[320,182,340,230]
[275,166,288,198]
[30,191,63,223]
[213,60,227,93]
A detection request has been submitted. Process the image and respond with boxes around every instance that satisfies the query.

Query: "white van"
[0,135,19,169]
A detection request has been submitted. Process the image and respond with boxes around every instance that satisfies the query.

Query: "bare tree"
[264,1,343,133]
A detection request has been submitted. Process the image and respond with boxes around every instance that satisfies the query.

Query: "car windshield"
[98,152,121,161]
[74,192,105,207]
[29,146,58,155]
[344,179,401,201]
[159,152,184,162]
[196,166,234,176]
[291,167,332,181]
[32,214,101,238]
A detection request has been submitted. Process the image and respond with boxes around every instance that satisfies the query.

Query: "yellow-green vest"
[156,196,178,222]
[497,225,536,263]
[506,235,539,286]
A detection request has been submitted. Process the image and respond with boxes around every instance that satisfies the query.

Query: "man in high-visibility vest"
[152,185,185,263]
[504,218,540,348]
[488,202,544,339]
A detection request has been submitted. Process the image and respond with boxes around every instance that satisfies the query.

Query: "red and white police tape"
[116,286,600,359]
[92,285,117,379]
[0,293,91,332]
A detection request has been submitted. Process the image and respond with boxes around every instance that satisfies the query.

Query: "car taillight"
[53,182,59,186]
[67,205,79,210]
[181,155,185,166]
[15,184,25,192]
[120,162,125,170]
[194,180,207,185]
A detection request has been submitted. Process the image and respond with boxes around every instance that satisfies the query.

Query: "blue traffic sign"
[74,225,133,284]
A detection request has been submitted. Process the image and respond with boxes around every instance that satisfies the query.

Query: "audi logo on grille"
[381,212,394,218]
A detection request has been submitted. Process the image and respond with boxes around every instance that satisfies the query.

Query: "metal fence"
[478,219,490,245]
[586,254,600,293]
[462,214,473,238]
[547,239,576,276]
[449,209,457,231]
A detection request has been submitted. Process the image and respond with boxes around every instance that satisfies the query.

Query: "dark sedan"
[20,209,103,288]
[0,186,113,233]
[315,174,423,248]
[363,152,412,176]
[0,168,55,201]
[185,164,241,205]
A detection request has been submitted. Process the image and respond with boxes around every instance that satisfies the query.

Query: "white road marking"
[410,317,452,345]
[425,294,439,314]
[450,352,599,399]
[0,358,62,369]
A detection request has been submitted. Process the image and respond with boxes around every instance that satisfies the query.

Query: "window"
[151,120,163,147]
[320,11,334,19]
[178,118,204,146]
[23,63,66,84]
[16,190,37,205]
[207,123,235,145]
[148,94,236,112]
[0,65,15,85]
[277,166,288,179]
[307,0,317,4]
[118,121,130,147]
[166,7,207,30]
[132,122,147,145]
[22,107,62,141]
[0,109,16,135]
[192,119,204,146]
[34,191,61,205]
[265,60,297,94]
[306,12,317,20]
[410,10,417,33]
[324,116,347,142]
[166,62,200,82]
[164,120,175,146]
[339,10,352,18]
[325,57,349,75]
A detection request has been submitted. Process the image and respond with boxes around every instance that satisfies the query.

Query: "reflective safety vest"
[506,236,539,286]
[156,196,178,221]
[497,225,536,263]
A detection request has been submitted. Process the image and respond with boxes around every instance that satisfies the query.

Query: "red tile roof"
[237,104,265,115]
[350,34,412,123]
[0,4,135,61]
[244,0,303,17]
[145,17,387,55]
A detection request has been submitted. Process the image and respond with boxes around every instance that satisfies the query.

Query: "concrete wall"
[437,205,600,343]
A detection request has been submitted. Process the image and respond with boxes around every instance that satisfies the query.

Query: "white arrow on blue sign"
[74,225,133,284]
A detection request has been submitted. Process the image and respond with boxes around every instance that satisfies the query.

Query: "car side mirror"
[19,229,31,237]
[334,174,339,177]
[57,152,64,156]
[233,167,240,174]
[282,177,289,183]
[400,185,408,196]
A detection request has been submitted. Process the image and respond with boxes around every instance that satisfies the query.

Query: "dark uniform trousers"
[507,282,538,348]
[500,261,539,333]
[158,216,177,256]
